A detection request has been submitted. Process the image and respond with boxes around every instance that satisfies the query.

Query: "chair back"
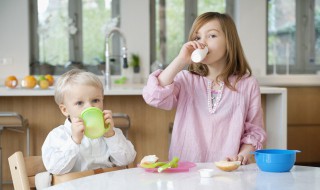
[113,113,130,138]
[9,151,127,189]
[8,151,45,190]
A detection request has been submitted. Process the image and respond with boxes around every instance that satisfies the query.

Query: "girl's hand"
[158,40,207,87]
[70,117,85,144]
[225,154,250,165]
[103,110,115,138]
[225,144,255,165]
[177,41,207,64]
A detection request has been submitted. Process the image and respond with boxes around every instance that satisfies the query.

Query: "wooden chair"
[8,151,126,190]
[113,113,130,139]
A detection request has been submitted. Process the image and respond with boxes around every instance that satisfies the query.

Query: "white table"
[44,163,319,190]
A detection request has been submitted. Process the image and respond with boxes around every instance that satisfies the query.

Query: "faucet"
[105,27,128,90]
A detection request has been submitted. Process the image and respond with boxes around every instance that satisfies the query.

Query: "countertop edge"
[257,75,320,86]
[1,86,286,96]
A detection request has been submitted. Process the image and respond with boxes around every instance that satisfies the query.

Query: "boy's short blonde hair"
[54,69,104,105]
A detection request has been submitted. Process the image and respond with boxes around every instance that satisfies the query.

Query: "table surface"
[44,163,320,190]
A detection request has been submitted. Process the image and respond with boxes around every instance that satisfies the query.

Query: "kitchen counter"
[257,75,320,86]
[0,83,145,96]
[0,85,284,96]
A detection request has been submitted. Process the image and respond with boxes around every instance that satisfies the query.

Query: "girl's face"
[194,19,227,66]
[59,84,104,120]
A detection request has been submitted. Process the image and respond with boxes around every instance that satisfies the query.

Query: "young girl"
[42,69,136,174]
[143,12,266,164]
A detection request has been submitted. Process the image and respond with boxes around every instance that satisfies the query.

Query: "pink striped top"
[142,70,266,162]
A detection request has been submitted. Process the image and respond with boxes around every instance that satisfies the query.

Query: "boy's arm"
[42,128,80,175]
[103,128,136,166]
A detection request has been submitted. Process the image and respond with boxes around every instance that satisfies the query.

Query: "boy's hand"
[103,110,115,138]
[70,117,85,144]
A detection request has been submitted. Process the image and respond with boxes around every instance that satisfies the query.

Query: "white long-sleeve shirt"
[41,119,136,175]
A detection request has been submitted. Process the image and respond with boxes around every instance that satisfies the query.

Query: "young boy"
[42,69,136,174]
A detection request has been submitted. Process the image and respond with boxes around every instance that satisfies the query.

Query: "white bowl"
[199,169,215,178]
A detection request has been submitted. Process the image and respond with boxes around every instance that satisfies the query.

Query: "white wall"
[0,0,266,82]
[235,0,267,77]
[0,0,30,81]
[121,0,150,81]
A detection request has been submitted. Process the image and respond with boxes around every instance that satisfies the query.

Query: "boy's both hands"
[70,110,115,144]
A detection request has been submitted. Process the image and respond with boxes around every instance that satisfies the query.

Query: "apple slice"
[140,155,159,165]
[214,161,241,172]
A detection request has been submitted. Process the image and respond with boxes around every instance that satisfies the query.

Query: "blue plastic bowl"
[252,149,301,172]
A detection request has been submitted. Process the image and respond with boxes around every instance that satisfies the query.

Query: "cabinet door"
[287,87,320,164]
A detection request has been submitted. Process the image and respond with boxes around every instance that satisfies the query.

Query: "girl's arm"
[158,56,187,86]
[158,41,204,86]
[238,78,266,164]
[226,78,267,165]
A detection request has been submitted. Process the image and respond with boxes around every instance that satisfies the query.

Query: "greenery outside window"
[267,0,320,75]
[30,0,120,75]
[150,0,230,68]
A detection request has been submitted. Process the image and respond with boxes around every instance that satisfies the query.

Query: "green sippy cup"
[81,107,110,139]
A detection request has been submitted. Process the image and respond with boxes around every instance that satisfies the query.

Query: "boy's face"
[59,84,104,120]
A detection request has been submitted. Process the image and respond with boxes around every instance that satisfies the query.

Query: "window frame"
[150,0,235,67]
[29,0,120,75]
[266,0,320,74]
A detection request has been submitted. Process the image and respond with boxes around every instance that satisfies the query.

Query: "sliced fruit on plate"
[158,157,179,173]
[140,162,167,169]
[214,160,241,172]
[140,155,159,165]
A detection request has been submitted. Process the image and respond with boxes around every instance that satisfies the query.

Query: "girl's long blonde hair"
[187,12,251,90]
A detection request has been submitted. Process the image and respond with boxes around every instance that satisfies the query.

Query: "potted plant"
[129,53,140,73]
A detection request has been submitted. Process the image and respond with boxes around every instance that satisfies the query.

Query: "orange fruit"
[45,74,54,86]
[37,75,46,82]
[5,75,18,88]
[21,75,37,89]
[39,79,49,89]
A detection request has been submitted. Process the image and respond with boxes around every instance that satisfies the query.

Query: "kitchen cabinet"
[287,87,320,166]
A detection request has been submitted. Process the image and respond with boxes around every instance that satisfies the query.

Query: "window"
[150,0,229,68]
[267,0,320,74]
[30,0,120,75]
